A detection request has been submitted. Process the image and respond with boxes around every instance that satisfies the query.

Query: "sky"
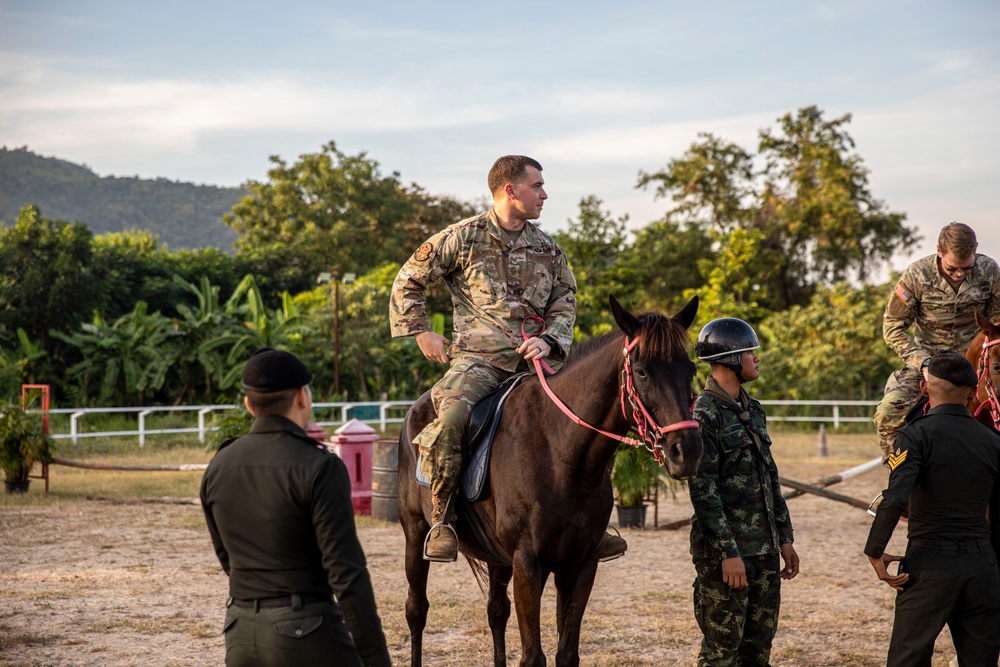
[1,0,997,275]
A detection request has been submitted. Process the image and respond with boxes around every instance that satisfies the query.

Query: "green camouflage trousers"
[693,553,781,667]
[414,360,512,521]
[874,365,923,461]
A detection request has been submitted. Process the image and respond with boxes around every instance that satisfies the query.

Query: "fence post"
[818,424,829,457]
[71,410,85,445]
[138,409,153,447]
[832,405,840,429]
[198,408,214,443]
[379,403,388,432]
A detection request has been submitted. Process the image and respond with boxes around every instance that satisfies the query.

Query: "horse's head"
[971,310,1000,427]
[609,295,703,480]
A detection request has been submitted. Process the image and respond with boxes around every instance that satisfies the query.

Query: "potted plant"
[0,403,54,494]
[611,444,669,528]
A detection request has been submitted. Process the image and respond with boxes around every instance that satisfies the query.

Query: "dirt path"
[0,450,964,666]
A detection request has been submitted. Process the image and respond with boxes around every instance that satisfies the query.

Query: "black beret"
[242,348,313,393]
[926,351,978,388]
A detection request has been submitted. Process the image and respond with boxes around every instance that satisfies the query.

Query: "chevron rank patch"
[887,447,908,471]
[894,285,912,303]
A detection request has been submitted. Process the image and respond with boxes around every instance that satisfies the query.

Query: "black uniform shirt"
[200,415,390,667]
[865,404,1000,558]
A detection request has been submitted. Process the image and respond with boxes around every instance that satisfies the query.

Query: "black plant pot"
[4,479,30,494]
[615,503,647,529]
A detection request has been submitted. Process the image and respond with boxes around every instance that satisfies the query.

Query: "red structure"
[21,384,51,494]
[329,419,376,515]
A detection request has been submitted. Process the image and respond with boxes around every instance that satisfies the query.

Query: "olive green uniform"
[389,209,576,516]
[875,254,1000,460]
[689,377,794,667]
[200,416,391,667]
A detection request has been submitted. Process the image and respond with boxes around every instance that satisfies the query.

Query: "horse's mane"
[564,312,689,368]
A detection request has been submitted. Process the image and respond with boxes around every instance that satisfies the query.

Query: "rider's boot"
[424,493,458,562]
[596,531,628,561]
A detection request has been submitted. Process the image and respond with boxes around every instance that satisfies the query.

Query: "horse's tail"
[465,555,490,595]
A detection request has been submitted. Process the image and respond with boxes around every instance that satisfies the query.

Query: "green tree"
[0,206,98,356]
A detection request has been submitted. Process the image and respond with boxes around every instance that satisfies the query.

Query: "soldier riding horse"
[398,296,704,667]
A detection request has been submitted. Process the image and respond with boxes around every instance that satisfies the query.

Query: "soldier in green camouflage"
[874,222,1000,462]
[689,318,798,667]
[390,155,626,563]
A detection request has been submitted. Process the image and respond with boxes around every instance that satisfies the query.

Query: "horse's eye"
[634,368,648,379]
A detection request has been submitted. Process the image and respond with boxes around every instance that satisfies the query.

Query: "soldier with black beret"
[201,348,392,667]
[865,350,1000,667]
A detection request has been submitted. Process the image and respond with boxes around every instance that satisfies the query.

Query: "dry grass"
[0,429,966,666]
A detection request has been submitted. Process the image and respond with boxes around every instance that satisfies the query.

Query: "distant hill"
[0,146,246,250]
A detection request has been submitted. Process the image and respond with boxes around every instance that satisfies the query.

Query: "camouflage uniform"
[389,209,576,520]
[689,376,794,667]
[874,254,1000,460]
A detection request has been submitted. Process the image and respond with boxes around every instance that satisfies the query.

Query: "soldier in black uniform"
[865,351,1000,667]
[201,348,392,667]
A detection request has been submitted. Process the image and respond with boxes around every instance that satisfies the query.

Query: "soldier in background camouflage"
[874,222,1000,462]
[389,155,581,562]
[689,318,798,667]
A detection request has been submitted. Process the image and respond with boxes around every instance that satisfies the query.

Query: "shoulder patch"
[887,447,907,471]
[414,242,434,262]
[894,284,912,303]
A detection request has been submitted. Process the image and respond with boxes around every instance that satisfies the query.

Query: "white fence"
[37,399,878,446]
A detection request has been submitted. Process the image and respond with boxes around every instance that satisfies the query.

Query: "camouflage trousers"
[692,553,781,667]
[413,360,513,523]
[874,365,923,462]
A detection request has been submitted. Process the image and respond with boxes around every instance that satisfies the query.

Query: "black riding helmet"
[695,318,760,381]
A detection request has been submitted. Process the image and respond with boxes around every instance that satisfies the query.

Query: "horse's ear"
[672,296,699,330]
[609,295,641,337]
[976,309,1000,337]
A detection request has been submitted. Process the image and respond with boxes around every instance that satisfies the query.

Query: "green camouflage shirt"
[688,377,794,560]
[389,209,577,371]
[884,253,1000,368]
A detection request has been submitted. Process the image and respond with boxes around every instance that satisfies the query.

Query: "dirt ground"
[0,435,968,666]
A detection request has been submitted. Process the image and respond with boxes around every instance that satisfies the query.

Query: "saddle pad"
[460,373,529,502]
[415,455,430,488]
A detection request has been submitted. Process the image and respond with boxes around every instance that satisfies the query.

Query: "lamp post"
[324,272,356,396]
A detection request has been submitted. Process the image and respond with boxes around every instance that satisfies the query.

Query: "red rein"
[975,337,1000,429]
[521,317,698,463]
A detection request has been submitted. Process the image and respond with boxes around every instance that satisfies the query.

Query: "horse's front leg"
[512,550,549,667]
[553,559,599,667]
[488,564,513,667]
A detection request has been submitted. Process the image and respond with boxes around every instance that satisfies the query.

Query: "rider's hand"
[868,553,908,591]
[517,336,551,361]
[415,331,451,363]
[721,556,747,589]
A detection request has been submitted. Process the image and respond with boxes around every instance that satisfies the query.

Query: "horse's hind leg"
[553,560,599,667]
[488,564,513,667]
[403,515,432,667]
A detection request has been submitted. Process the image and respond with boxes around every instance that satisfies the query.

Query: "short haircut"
[245,387,299,416]
[487,155,542,195]
[938,222,977,257]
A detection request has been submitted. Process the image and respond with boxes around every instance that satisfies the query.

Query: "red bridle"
[522,317,699,464]
[974,336,1000,429]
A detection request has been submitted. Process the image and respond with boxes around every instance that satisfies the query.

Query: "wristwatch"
[539,334,558,349]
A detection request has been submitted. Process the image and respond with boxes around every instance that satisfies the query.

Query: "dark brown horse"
[966,310,1000,429]
[398,296,703,667]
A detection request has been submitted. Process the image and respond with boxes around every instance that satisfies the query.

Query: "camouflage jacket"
[389,209,577,371]
[688,377,794,560]
[884,253,1000,368]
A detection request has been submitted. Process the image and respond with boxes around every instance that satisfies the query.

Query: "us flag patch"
[887,448,908,471]
[894,285,912,303]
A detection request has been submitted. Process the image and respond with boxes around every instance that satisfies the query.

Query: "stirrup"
[422,521,459,563]
[598,524,627,563]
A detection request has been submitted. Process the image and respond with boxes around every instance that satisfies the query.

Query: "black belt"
[908,537,991,553]
[229,594,332,609]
